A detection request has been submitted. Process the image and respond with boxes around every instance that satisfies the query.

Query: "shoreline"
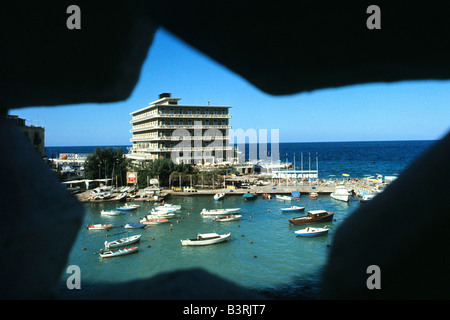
[74,180,382,203]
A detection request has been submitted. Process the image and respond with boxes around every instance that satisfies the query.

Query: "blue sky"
[11,28,450,146]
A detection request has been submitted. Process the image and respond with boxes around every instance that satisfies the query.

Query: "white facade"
[126,93,237,164]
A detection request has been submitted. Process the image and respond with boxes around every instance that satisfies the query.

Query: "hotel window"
[187,120,192,125]
[179,109,183,114]
[188,108,192,114]
[204,109,209,115]
[170,108,174,114]
[214,109,218,115]
[179,120,183,125]
[222,109,226,115]
[205,120,209,125]
[196,108,201,115]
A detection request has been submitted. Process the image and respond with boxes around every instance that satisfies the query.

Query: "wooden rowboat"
[87,224,113,230]
[214,215,242,222]
[98,246,139,258]
[105,234,141,249]
[181,233,231,246]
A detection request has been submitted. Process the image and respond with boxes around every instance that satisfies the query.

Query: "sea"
[53,140,436,299]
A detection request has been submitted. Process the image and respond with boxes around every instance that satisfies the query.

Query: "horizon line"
[45,138,437,148]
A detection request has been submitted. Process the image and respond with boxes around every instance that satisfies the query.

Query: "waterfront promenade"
[74,179,381,203]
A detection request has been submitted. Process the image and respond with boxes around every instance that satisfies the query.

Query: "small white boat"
[181,233,231,246]
[330,186,350,202]
[295,227,329,237]
[281,206,305,213]
[154,206,179,212]
[105,234,141,249]
[309,192,319,199]
[214,215,242,222]
[115,192,127,200]
[214,193,225,200]
[200,208,241,215]
[276,195,293,201]
[98,246,139,258]
[101,210,121,216]
[148,210,176,218]
[116,203,140,211]
[360,194,376,202]
[155,203,181,210]
[87,224,114,230]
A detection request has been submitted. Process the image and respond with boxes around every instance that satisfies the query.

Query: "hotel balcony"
[131,135,232,142]
[128,146,234,153]
[130,113,232,124]
[130,124,232,133]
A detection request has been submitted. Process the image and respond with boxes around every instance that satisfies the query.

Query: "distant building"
[126,93,238,165]
[6,115,45,157]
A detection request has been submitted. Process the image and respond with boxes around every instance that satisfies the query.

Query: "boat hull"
[99,246,139,258]
[288,212,334,225]
[87,224,113,230]
[330,193,349,201]
[281,206,305,213]
[105,235,141,248]
[276,195,293,201]
[101,210,121,216]
[181,233,231,246]
[214,215,242,222]
[295,228,329,237]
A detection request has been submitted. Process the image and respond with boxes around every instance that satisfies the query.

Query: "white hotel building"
[126,93,237,165]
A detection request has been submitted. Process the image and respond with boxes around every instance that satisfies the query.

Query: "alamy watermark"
[169,121,280,165]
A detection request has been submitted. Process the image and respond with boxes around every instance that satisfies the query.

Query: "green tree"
[137,158,198,188]
[84,147,129,186]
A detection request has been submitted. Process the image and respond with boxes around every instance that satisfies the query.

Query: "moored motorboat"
[243,192,257,200]
[295,227,329,237]
[360,193,376,203]
[330,186,350,202]
[200,208,240,215]
[214,215,242,222]
[281,206,305,213]
[181,232,231,246]
[98,246,139,258]
[276,195,293,201]
[124,222,147,229]
[214,193,225,200]
[309,192,319,199]
[116,204,140,211]
[101,209,121,216]
[288,210,334,225]
[140,217,169,224]
[291,191,301,199]
[115,192,127,201]
[154,205,180,212]
[155,203,181,210]
[147,210,175,218]
[87,223,114,230]
[104,234,141,249]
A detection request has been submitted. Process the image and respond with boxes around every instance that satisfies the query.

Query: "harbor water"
[60,193,359,298]
[55,140,436,298]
